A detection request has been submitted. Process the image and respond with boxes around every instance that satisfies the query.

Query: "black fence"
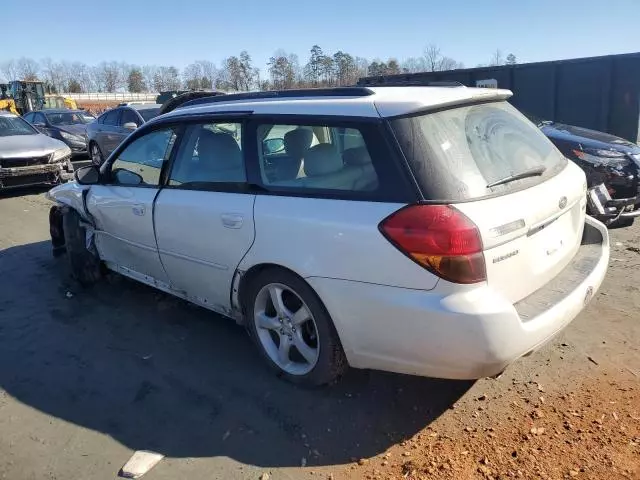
[358,53,640,143]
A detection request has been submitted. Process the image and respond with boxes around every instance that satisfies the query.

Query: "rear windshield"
[390,101,567,201]
[138,108,160,122]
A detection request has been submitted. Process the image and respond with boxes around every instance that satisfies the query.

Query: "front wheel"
[244,269,347,386]
[90,142,104,166]
[63,209,102,286]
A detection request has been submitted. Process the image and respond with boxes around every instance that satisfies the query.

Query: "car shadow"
[0,240,473,468]
[0,185,52,199]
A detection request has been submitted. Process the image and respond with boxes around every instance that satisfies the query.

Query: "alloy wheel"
[253,283,320,375]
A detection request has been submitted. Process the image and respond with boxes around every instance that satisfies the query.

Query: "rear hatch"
[390,100,587,303]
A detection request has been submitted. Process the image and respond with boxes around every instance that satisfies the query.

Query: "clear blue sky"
[3,0,639,72]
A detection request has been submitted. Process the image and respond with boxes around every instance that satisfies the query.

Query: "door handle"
[132,205,145,216]
[221,213,243,229]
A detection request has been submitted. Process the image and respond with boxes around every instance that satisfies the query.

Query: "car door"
[153,119,255,313]
[100,108,122,157]
[86,125,179,286]
[116,108,141,144]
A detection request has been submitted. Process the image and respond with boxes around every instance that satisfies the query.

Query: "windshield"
[138,108,160,122]
[391,101,567,201]
[80,112,96,122]
[46,112,87,126]
[0,115,38,137]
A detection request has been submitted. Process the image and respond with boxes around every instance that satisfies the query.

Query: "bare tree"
[183,62,204,90]
[41,58,65,92]
[402,57,427,73]
[72,62,94,92]
[16,57,40,81]
[489,49,504,66]
[196,60,218,90]
[95,61,123,92]
[423,44,442,72]
[142,65,157,92]
[0,59,19,82]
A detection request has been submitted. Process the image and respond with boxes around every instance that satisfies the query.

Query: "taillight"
[379,204,486,284]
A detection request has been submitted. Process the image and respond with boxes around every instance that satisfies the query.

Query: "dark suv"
[86,104,161,165]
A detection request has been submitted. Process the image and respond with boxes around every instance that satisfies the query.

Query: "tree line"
[0,45,517,94]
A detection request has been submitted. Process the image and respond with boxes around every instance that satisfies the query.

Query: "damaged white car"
[0,112,74,190]
[47,87,609,386]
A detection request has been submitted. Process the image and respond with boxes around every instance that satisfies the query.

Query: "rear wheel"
[244,268,347,386]
[63,209,102,286]
[90,142,104,166]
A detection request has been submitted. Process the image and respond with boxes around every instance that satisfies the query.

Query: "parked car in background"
[0,111,73,190]
[79,110,96,123]
[23,109,93,158]
[47,87,609,386]
[530,116,640,226]
[86,104,161,165]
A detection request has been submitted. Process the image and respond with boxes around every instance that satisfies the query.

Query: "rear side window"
[255,123,379,193]
[120,109,140,127]
[390,101,567,201]
[102,109,120,126]
[138,108,160,122]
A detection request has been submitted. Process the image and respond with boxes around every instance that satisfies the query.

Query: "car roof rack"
[359,80,465,87]
[159,90,227,115]
[178,87,375,110]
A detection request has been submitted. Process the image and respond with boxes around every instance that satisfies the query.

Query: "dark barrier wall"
[358,53,640,142]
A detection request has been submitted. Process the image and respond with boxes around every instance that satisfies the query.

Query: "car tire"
[63,209,102,286]
[244,268,347,386]
[90,142,104,166]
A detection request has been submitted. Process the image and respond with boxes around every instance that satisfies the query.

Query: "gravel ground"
[0,188,638,480]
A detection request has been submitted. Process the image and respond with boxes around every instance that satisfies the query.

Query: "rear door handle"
[221,213,243,229]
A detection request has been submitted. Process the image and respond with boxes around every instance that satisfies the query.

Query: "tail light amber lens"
[379,204,486,284]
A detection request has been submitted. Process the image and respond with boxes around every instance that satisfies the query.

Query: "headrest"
[199,129,242,169]
[283,128,313,159]
[304,144,343,177]
[343,146,372,166]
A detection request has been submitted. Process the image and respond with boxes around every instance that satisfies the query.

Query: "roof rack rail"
[359,80,465,87]
[178,87,375,110]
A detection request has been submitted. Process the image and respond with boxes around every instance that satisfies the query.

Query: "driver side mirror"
[123,122,138,130]
[74,165,100,185]
[263,138,285,155]
[113,168,143,186]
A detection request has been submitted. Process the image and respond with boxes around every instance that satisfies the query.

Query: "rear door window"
[103,109,120,126]
[255,123,378,192]
[120,109,140,127]
[390,101,567,201]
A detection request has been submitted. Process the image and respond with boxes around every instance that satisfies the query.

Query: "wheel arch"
[233,263,308,322]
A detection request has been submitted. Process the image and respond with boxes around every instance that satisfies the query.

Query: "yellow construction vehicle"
[44,94,78,110]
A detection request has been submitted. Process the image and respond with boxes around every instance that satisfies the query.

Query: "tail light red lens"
[379,204,486,284]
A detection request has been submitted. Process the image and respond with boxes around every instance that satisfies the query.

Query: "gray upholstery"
[278,128,314,180]
[304,143,344,176]
[196,129,245,182]
[343,146,372,166]
[283,128,314,160]
[270,143,378,191]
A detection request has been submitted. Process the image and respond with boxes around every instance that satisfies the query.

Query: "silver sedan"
[0,112,74,190]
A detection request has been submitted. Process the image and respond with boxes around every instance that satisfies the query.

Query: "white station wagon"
[47,86,610,385]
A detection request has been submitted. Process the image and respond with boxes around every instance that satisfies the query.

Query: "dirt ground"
[0,188,638,480]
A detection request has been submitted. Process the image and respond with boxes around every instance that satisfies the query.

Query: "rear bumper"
[308,216,609,380]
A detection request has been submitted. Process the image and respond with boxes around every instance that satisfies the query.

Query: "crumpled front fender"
[46,182,90,221]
